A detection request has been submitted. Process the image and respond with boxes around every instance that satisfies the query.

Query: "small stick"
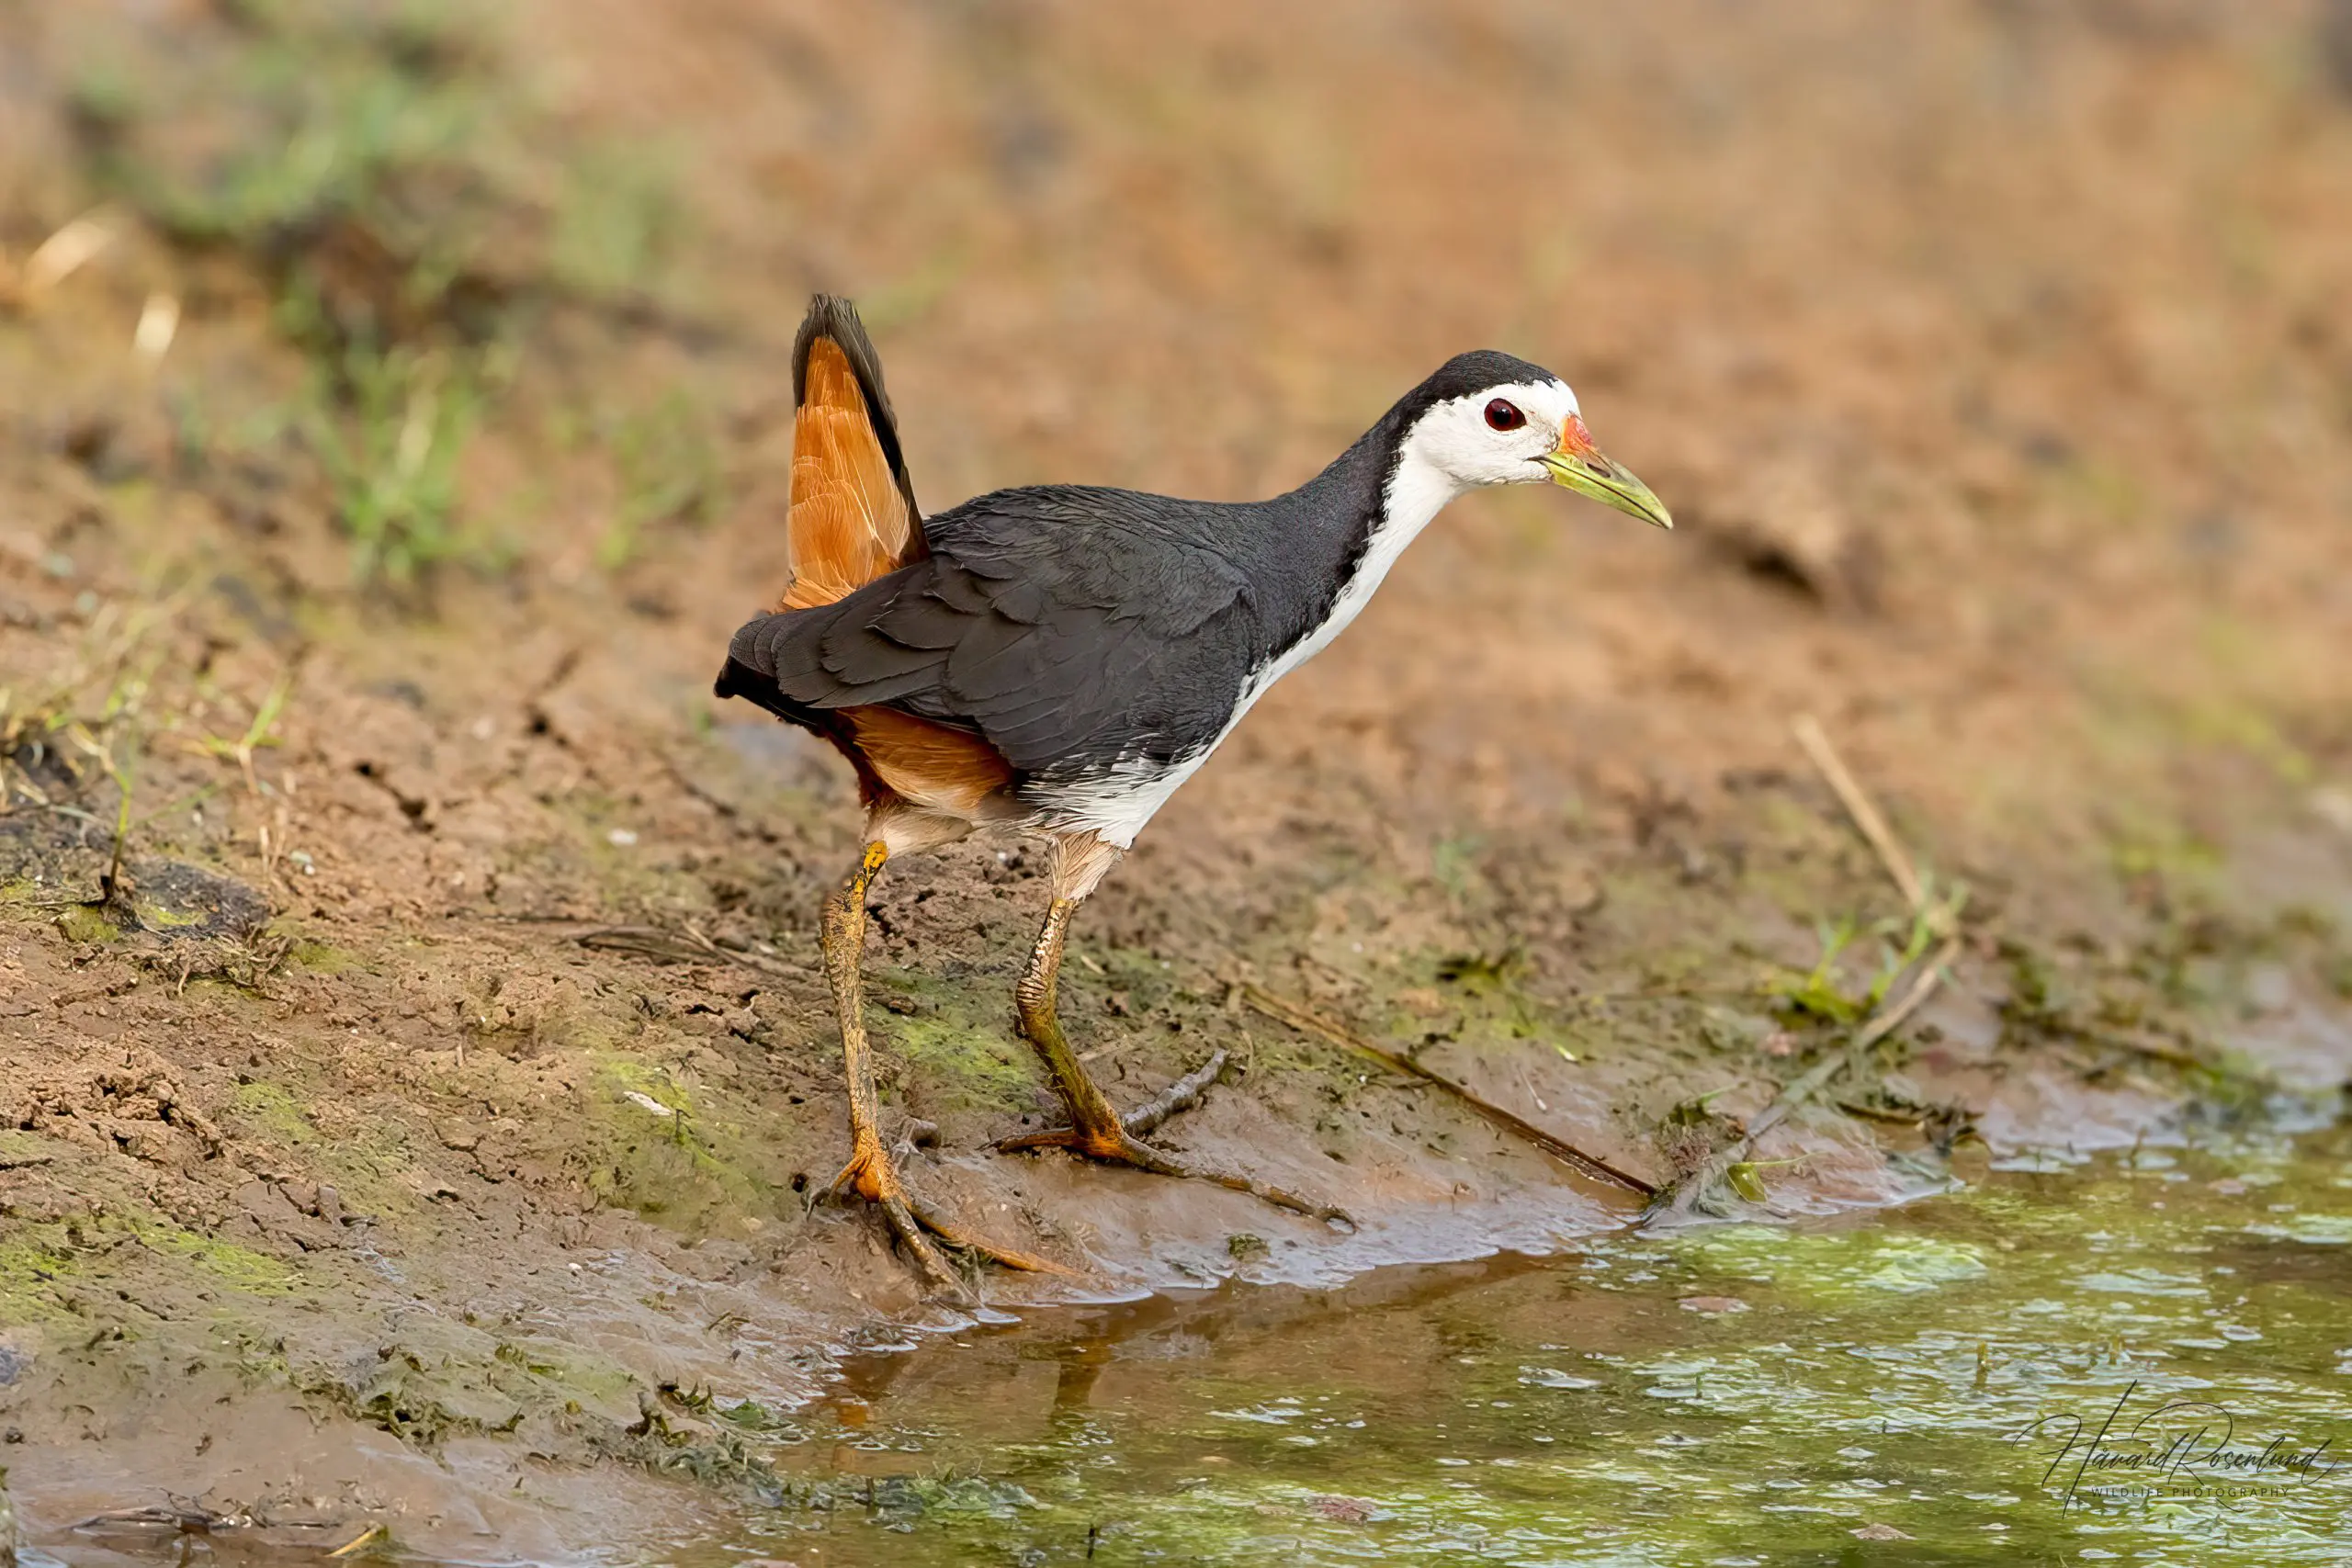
[1240,985,1656,1198]
[1849,937,1956,1054]
[132,290,180,366]
[327,1524,386,1559]
[1837,1101,1927,1127]
[1568,984,1756,1008]
[578,925,716,963]
[577,924,810,979]
[1123,1047,1227,1138]
[1646,715,1966,1223]
[1792,713,1926,915]
[1644,934,1960,1225]
[2055,1021,2231,1074]
[17,209,115,300]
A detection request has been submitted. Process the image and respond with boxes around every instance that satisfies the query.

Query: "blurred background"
[6,1,2347,884]
[1,0,2347,1088]
[6,0,2352,1081]
[4,0,2350,1089]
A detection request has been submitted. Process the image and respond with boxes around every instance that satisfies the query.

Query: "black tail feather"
[791,295,919,522]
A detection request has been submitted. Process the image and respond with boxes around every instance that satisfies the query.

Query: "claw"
[832,1137,1080,1298]
[1004,895,1351,1236]
[995,1048,1348,1225]
[817,839,1084,1300]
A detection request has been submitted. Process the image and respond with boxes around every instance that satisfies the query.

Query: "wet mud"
[2,1,2349,1560]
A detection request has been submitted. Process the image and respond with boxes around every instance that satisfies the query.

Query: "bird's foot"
[831,1137,1075,1301]
[995,1056,1352,1228]
[997,1046,1228,1152]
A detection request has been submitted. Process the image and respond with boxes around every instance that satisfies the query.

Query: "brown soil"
[2,1,2349,1560]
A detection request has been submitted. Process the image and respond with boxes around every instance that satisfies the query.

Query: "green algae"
[873,1012,1035,1112]
[220,1073,416,1222]
[1678,1224,1992,1297]
[54,903,120,944]
[657,1111,2352,1567]
[285,935,359,974]
[0,1232,78,1326]
[582,1053,792,1235]
[867,968,1039,1113]
[119,1215,300,1296]
[0,1211,299,1330]
[227,1078,317,1145]
[290,1318,651,1452]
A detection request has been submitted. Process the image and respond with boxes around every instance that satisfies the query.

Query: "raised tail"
[719,297,1017,818]
[776,296,927,611]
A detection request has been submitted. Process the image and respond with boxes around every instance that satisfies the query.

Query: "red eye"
[1485,399,1525,432]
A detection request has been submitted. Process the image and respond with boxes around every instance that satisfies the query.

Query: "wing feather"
[730,485,1264,777]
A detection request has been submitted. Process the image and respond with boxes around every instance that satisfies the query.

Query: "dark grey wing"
[726,487,1261,775]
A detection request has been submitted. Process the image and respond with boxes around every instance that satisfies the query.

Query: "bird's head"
[1398,352,1672,530]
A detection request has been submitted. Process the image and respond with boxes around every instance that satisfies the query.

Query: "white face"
[1403,378,1583,490]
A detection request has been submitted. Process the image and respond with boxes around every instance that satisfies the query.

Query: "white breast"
[1026,442,1470,846]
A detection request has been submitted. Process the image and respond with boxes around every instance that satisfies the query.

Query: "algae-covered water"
[683,1109,2352,1567]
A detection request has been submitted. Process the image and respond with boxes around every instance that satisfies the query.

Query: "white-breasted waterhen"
[717,296,1672,1293]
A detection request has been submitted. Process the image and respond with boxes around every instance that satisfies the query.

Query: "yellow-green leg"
[820,840,1068,1294]
[997,894,1349,1225]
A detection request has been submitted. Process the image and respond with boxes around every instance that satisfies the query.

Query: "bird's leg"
[997,893,1349,1225]
[1003,897,1129,1136]
[820,840,1067,1294]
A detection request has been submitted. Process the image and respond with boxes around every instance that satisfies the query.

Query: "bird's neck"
[1241,404,1472,671]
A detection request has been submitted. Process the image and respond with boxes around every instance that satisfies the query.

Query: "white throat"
[1224,438,1468,716]
[1029,445,1473,847]
[1296,442,1467,660]
[1023,375,1584,847]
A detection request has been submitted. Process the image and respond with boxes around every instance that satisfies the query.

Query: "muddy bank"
[2,787,2346,1562]
[3,0,2351,1560]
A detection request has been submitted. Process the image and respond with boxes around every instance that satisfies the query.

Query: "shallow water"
[672,1108,2352,1567]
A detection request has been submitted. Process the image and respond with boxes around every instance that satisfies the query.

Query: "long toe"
[993,1124,1087,1156]
[1109,1130,1354,1227]
[876,1192,969,1301]
[833,1139,1076,1296]
[999,1117,1351,1228]
[899,1191,1080,1278]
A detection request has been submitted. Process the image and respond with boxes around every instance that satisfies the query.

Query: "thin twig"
[1849,936,1956,1054]
[1793,713,1926,915]
[578,925,717,964]
[1645,933,1961,1225]
[1836,1101,1928,1127]
[1124,1047,1227,1138]
[327,1524,386,1559]
[1645,717,1967,1222]
[577,924,812,980]
[2055,1021,2233,1074]
[15,208,116,302]
[1568,984,1758,1008]
[1240,984,1656,1198]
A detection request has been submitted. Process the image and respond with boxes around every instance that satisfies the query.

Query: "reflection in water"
[680,1112,2351,1566]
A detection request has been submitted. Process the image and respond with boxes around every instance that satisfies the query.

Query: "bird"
[716,296,1671,1294]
